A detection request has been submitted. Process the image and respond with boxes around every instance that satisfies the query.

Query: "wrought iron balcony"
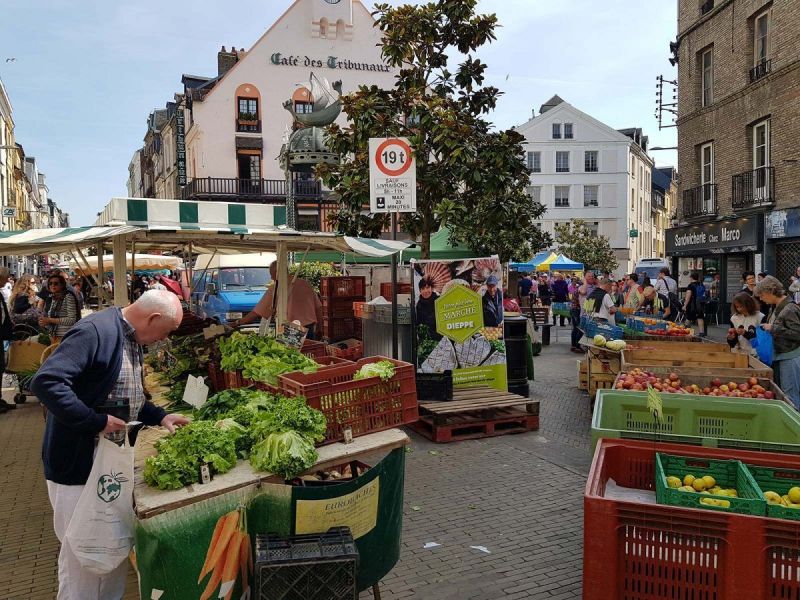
[732,166,774,211]
[700,0,714,15]
[682,183,717,219]
[182,177,323,202]
[749,59,772,83]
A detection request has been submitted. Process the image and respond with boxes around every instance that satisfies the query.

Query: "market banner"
[411,256,507,391]
[135,448,405,598]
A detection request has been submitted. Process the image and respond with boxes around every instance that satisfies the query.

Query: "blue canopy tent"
[509,251,553,272]
[548,254,584,272]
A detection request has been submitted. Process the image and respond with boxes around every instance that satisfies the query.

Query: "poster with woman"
[411,256,507,391]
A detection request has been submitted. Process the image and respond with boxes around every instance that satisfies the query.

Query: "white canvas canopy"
[69,253,183,274]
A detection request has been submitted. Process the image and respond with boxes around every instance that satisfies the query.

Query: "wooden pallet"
[408,386,539,443]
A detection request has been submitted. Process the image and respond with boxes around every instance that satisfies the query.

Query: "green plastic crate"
[745,463,800,521]
[591,390,800,453]
[655,452,766,515]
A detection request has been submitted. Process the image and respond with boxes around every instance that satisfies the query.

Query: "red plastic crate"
[319,276,365,299]
[240,355,351,393]
[353,301,367,319]
[380,282,411,299]
[320,316,356,343]
[320,296,363,319]
[300,339,328,360]
[327,339,363,361]
[278,356,418,444]
[585,438,800,600]
[207,361,226,392]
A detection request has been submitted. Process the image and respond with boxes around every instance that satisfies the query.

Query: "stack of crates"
[319,276,366,343]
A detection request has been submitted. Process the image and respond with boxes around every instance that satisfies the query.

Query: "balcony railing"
[682,183,717,219]
[182,177,323,202]
[749,59,772,83]
[732,166,774,210]
[700,0,714,15]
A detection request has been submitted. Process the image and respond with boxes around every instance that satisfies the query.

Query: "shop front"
[766,208,800,286]
[666,215,763,323]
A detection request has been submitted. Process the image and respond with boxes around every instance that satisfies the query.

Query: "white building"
[516,96,655,277]
[127,149,143,198]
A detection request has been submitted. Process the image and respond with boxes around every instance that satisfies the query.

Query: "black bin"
[504,316,529,397]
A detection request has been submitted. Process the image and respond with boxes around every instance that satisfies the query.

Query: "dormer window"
[564,123,574,139]
[237,97,259,132]
[552,123,562,139]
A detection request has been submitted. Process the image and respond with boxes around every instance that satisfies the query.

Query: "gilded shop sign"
[270,52,390,72]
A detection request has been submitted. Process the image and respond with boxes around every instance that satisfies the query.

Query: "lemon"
[765,491,782,504]
[683,474,696,487]
[700,490,710,495]
[666,476,682,489]
[678,486,695,492]
[788,487,800,504]
[692,478,707,492]
[702,475,716,488]
[727,489,738,498]
[782,495,792,506]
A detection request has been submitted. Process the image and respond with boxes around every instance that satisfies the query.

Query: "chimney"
[218,45,238,76]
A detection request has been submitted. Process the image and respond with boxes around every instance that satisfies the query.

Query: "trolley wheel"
[13,393,26,404]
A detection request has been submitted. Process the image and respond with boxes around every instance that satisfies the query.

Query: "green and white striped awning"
[0,226,140,255]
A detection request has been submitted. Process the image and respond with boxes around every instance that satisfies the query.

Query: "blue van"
[191,253,276,324]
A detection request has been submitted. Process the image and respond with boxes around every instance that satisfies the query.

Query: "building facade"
[669,0,800,311]
[516,96,656,277]
[652,167,678,259]
[127,0,398,230]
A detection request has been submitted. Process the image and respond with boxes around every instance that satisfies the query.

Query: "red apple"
[711,378,722,387]
[764,391,775,399]
[703,387,711,394]
[738,383,749,392]
[749,377,759,386]
[669,373,679,381]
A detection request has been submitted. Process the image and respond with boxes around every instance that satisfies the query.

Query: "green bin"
[591,391,800,453]
[655,452,766,516]
[744,463,800,521]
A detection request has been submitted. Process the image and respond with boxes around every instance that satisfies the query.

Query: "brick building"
[668,0,800,315]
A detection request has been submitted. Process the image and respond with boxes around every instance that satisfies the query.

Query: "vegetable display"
[354,360,396,382]
[219,332,318,385]
[144,387,327,489]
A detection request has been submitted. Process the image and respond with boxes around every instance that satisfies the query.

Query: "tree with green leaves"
[316,0,550,262]
[553,219,619,273]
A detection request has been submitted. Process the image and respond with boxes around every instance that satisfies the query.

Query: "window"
[564,123,574,139]
[631,188,635,210]
[552,123,562,139]
[631,156,636,176]
[701,47,713,107]
[527,151,541,173]
[237,97,259,132]
[294,100,314,114]
[554,185,570,207]
[753,120,770,170]
[584,185,599,207]
[527,186,542,203]
[556,151,570,172]
[755,10,769,66]
[587,222,599,237]
[700,142,714,210]
[584,151,598,172]
[639,166,643,189]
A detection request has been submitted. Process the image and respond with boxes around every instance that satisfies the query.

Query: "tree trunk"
[421,209,433,259]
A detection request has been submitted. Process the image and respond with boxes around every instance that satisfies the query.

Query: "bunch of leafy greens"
[143,421,237,490]
[416,325,438,366]
[353,360,396,382]
[194,388,266,422]
[249,396,327,443]
[219,332,318,383]
[249,430,318,480]
[163,380,193,411]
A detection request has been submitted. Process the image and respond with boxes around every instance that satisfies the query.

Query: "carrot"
[198,512,227,582]
[198,510,239,583]
[198,561,222,600]
[220,530,242,600]
[239,533,250,592]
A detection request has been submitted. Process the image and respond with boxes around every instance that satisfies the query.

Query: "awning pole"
[96,243,105,306]
[187,242,193,310]
[112,235,128,306]
[73,245,103,305]
[276,242,289,331]
[391,214,399,359]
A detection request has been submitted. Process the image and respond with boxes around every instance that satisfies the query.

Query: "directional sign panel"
[369,137,417,213]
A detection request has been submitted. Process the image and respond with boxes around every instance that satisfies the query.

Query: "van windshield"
[636,267,663,281]
[219,267,270,291]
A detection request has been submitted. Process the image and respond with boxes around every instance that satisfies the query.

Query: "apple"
[703,387,711,394]
[757,394,765,399]
[764,391,774,399]
[711,378,722,387]
[729,382,738,390]
[720,385,729,392]
[738,383,749,392]
[749,377,759,386]
[632,383,644,391]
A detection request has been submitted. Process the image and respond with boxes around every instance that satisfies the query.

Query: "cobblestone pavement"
[0,327,598,600]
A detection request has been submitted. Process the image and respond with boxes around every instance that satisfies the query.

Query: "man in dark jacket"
[482,275,504,327]
[31,290,188,600]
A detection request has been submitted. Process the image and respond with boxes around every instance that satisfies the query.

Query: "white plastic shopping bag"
[65,435,135,575]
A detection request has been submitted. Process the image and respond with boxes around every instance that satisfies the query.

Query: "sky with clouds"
[0,0,677,226]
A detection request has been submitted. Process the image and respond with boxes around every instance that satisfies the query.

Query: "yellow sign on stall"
[294,477,380,539]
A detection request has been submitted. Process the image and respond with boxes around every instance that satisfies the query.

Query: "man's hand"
[161,413,190,433]
[762,323,773,332]
[103,415,127,434]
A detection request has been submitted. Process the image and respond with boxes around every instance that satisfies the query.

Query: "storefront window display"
[677,257,719,290]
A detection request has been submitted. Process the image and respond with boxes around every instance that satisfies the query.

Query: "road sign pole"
[391,212,398,359]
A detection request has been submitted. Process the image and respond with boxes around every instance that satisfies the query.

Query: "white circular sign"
[374,138,413,177]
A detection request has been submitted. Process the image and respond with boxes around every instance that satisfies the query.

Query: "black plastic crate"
[254,527,358,600]
[416,371,453,401]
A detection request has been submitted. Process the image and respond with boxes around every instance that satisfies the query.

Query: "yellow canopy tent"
[535,252,558,272]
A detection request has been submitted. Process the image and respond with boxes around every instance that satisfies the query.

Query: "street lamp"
[650,146,678,151]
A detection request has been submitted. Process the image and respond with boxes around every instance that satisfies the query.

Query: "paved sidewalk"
[0,331,592,600]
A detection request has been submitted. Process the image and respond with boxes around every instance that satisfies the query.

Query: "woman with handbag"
[755,276,800,409]
[38,274,79,344]
[10,276,41,327]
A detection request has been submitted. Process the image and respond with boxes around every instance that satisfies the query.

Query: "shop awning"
[0,226,140,255]
[509,251,553,271]
[535,252,559,271]
[548,254,584,272]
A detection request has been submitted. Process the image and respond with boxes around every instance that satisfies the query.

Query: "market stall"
[0,198,417,598]
[68,252,182,274]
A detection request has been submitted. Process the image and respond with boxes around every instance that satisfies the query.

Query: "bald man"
[31,290,189,600]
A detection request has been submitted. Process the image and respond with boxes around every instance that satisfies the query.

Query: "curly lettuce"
[249,430,318,479]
